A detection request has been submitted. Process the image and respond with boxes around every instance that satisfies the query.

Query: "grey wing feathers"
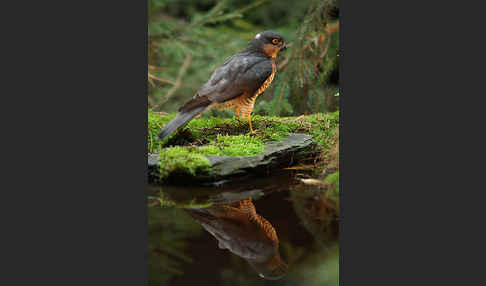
[198,55,273,103]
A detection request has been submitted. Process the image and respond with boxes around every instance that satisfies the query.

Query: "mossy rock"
[149,133,317,183]
[148,111,338,184]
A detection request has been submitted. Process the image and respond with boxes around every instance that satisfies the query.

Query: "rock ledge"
[148,133,317,183]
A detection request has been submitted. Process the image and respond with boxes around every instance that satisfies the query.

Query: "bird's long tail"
[158,105,207,140]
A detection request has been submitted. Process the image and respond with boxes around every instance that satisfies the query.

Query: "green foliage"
[259,81,293,116]
[266,0,339,115]
[148,0,270,112]
[148,0,339,116]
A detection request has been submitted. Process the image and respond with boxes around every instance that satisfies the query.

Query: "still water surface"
[148,170,339,286]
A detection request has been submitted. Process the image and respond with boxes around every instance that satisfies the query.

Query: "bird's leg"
[247,114,260,136]
[235,107,241,124]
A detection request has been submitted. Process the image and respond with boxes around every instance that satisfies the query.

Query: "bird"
[185,198,288,280]
[158,30,287,140]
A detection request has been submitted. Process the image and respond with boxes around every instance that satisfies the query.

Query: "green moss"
[157,134,265,179]
[186,116,231,138]
[148,110,339,180]
[148,110,176,152]
[158,146,211,179]
[251,114,301,141]
[209,134,264,156]
[303,112,340,149]
[197,145,221,155]
[148,110,338,148]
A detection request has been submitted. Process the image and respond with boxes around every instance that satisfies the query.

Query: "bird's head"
[248,254,288,280]
[247,30,287,58]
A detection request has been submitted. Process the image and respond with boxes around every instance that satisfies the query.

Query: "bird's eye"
[272,39,279,44]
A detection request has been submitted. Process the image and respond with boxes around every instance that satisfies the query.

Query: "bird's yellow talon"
[246,114,261,135]
[235,107,241,124]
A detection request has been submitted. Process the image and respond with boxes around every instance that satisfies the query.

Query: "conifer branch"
[148,0,266,40]
[152,54,192,111]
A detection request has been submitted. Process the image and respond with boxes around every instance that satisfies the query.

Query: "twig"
[277,82,286,107]
[315,36,330,72]
[148,65,164,71]
[294,114,305,121]
[315,22,339,69]
[148,77,155,88]
[278,55,291,71]
[153,121,163,130]
[278,45,296,72]
[152,54,192,111]
[237,0,266,14]
[148,95,155,108]
[300,178,325,186]
[148,72,177,85]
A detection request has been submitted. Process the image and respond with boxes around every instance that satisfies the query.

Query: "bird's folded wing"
[199,55,273,104]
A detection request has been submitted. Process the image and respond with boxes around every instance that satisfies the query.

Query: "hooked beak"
[281,42,287,51]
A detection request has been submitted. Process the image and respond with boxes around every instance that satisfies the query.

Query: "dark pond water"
[148,170,339,286]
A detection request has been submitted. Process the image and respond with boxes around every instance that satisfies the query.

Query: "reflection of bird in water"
[186,198,288,280]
